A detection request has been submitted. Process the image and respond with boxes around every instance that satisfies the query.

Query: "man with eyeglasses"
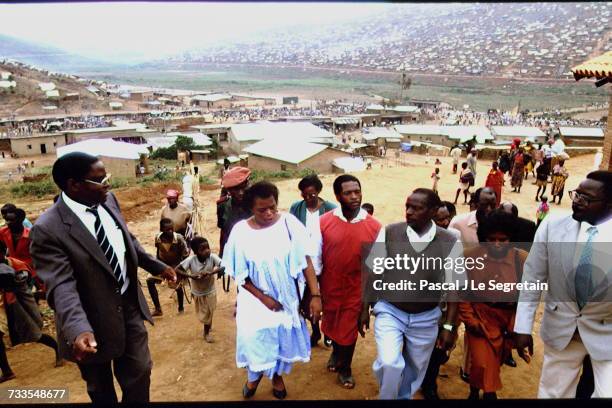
[29,152,177,403]
[514,170,612,398]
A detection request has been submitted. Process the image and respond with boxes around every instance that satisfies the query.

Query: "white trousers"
[539,339,612,398]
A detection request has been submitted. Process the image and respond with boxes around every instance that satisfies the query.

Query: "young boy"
[147,218,189,316]
[431,167,441,193]
[177,237,222,343]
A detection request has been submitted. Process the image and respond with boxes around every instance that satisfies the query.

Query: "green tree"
[150,135,204,160]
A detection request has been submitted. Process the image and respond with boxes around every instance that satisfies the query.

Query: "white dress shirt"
[62,192,129,293]
[305,208,321,241]
[369,220,464,285]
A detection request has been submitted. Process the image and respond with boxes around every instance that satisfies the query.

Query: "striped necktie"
[86,206,125,290]
[575,226,598,310]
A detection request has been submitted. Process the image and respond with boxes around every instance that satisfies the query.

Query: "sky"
[0,2,389,63]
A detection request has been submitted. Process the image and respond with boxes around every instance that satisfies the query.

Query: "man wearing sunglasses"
[30,152,177,403]
[514,170,612,398]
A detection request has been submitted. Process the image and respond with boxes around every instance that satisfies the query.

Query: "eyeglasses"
[568,190,605,206]
[83,174,112,187]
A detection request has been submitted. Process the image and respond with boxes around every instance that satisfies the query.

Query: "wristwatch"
[442,323,454,332]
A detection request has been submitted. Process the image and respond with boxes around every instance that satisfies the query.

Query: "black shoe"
[504,355,517,368]
[272,388,287,400]
[242,375,263,399]
[460,368,470,383]
[422,388,440,400]
[310,332,321,347]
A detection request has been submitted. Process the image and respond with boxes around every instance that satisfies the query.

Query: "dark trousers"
[452,163,458,174]
[147,277,183,311]
[77,296,152,404]
[421,347,447,392]
[331,341,356,377]
[576,356,594,399]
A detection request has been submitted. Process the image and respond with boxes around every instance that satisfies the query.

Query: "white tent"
[57,139,149,160]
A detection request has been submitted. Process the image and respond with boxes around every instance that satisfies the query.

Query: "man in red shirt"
[314,174,381,389]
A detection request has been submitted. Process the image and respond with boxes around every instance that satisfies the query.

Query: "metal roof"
[444,125,493,143]
[391,105,420,113]
[490,126,546,138]
[57,139,149,160]
[230,122,334,144]
[559,127,604,138]
[191,93,232,102]
[332,117,360,125]
[395,124,445,136]
[244,139,328,164]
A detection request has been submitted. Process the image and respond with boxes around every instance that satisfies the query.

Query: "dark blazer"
[30,192,167,364]
[514,216,537,252]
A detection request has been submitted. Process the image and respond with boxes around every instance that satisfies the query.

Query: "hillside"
[0,34,114,73]
[0,60,124,118]
[155,2,611,79]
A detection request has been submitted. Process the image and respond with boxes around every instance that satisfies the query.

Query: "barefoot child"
[177,237,223,343]
[147,218,189,316]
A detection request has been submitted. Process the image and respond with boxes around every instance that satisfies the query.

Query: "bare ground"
[2,153,596,402]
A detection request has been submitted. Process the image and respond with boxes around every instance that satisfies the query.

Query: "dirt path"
[3,153,595,401]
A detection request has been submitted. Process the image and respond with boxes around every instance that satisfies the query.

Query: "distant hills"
[0,34,120,73]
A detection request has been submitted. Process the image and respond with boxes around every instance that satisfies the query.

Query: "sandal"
[337,372,355,389]
[327,354,337,372]
[242,375,263,399]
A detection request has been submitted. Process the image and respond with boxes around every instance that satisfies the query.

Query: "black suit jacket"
[30,192,167,363]
[513,216,537,252]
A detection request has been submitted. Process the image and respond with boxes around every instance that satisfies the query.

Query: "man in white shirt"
[182,170,194,211]
[363,189,463,399]
[514,171,612,398]
[450,145,462,174]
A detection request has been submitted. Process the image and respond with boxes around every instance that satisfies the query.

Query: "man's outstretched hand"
[161,266,177,283]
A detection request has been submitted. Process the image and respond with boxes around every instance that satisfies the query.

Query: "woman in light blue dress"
[222,181,322,399]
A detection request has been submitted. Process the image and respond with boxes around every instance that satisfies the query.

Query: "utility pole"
[398,63,412,104]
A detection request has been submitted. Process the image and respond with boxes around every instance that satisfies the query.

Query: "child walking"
[148,218,189,316]
[536,196,550,228]
[431,167,441,193]
[177,237,223,343]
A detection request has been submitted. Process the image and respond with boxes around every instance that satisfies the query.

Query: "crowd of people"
[0,147,609,402]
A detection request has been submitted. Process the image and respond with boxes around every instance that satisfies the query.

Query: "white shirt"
[305,208,321,241]
[551,139,565,156]
[312,206,369,275]
[368,220,464,285]
[182,174,193,198]
[62,192,129,294]
[450,147,461,162]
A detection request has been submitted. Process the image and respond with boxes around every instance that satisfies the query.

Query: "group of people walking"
[1,149,609,402]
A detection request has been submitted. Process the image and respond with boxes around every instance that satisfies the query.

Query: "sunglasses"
[83,173,112,186]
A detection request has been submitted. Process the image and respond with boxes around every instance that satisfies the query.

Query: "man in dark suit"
[30,152,176,403]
